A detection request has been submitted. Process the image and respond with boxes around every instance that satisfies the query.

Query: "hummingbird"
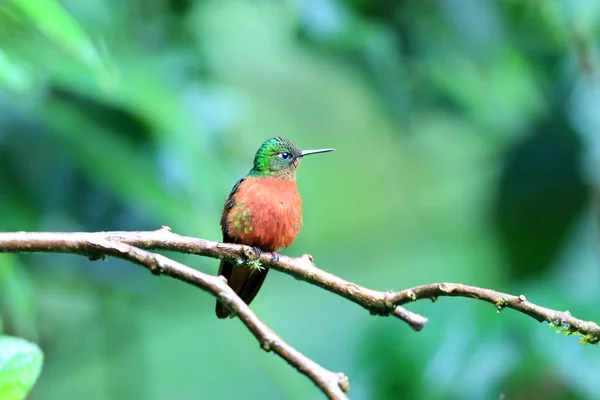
[216,137,334,318]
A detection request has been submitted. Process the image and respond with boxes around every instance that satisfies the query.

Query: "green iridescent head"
[250,137,334,180]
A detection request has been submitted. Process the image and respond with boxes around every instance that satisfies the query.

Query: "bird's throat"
[249,166,297,181]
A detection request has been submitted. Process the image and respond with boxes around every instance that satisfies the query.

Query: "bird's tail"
[215,260,269,319]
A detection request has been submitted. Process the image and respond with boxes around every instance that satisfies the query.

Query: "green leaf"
[0,336,43,400]
[0,49,34,93]
[10,0,103,70]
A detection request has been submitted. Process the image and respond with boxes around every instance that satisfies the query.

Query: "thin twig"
[390,283,600,344]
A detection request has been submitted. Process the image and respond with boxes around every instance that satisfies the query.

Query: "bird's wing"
[219,176,245,244]
[217,176,259,319]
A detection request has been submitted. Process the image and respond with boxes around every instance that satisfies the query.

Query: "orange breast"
[225,177,303,251]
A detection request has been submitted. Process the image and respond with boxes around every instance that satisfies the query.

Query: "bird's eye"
[279,152,291,160]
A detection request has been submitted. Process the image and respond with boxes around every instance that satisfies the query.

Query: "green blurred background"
[1,0,599,399]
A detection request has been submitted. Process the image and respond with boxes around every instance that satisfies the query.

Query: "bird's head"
[250,137,334,180]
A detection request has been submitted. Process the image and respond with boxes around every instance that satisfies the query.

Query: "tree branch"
[0,228,428,330]
[1,228,598,344]
[0,228,598,398]
[0,229,349,399]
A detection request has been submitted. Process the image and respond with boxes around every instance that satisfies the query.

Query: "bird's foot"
[252,246,262,258]
[270,252,280,263]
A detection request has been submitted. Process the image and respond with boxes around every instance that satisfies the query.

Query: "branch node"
[430,296,438,303]
[346,284,360,297]
[494,298,507,312]
[519,294,527,302]
[159,225,172,232]
[261,340,273,352]
[383,290,396,310]
[300,254,314,265]
[337,373,350,392]
[150,254,164,275]
[439,283,454,293]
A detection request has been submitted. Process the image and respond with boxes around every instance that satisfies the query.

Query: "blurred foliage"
[0,336,43,400]
[0,0,599,399]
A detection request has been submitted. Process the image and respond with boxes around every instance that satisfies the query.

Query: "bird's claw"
[271,252,280,263]
[252,246,262,258]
